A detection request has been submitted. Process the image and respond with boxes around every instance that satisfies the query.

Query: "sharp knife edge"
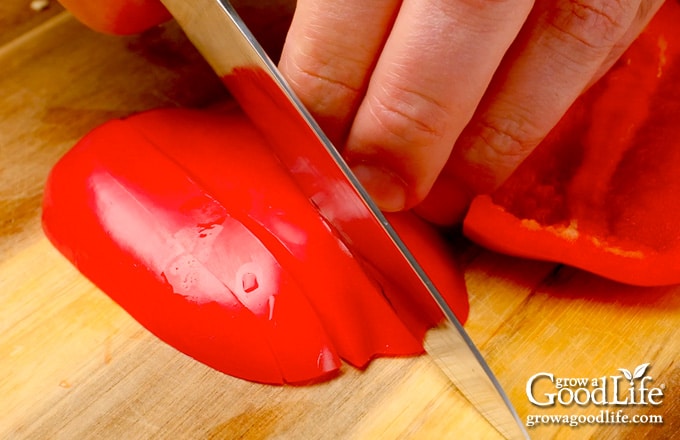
[159,1,529,438]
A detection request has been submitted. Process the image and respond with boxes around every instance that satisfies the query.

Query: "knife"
[159,1,529,438]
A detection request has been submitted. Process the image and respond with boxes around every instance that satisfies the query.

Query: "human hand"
[278,0,665,224]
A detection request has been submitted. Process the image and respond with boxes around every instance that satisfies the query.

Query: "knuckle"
[472,113,542,176]
[368,82,452,148]
[550,0,638,49]
[283,50,364,116]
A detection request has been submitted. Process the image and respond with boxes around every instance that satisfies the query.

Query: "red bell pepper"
[42,107,468,384]
[58,0,171,35]
[463,2,680,286]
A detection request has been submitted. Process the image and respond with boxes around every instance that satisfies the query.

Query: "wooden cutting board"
[1,3,678,439]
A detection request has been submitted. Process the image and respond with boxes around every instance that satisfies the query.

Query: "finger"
[589,0,665,85]
[343,0,534,212]
[278,0,400,144]
[418,0,662,225]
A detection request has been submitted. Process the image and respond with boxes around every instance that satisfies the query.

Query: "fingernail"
[351,164,407,212]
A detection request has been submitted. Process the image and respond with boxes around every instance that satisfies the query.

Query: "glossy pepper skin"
[42,107,469,384]
[464,2,680,287]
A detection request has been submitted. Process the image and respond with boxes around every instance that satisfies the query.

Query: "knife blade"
[159,1,529,438]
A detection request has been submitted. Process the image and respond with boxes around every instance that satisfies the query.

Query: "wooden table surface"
[1,2,678,439]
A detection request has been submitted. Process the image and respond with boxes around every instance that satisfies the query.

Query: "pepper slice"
[463,3,680,287]
[42,107,468,384]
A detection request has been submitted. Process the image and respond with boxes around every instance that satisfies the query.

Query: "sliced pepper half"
[42,107,469,384]
[464,3,680,286]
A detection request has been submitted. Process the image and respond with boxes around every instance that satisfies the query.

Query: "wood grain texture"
[0,0,65,47]
[1,3,678,439]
